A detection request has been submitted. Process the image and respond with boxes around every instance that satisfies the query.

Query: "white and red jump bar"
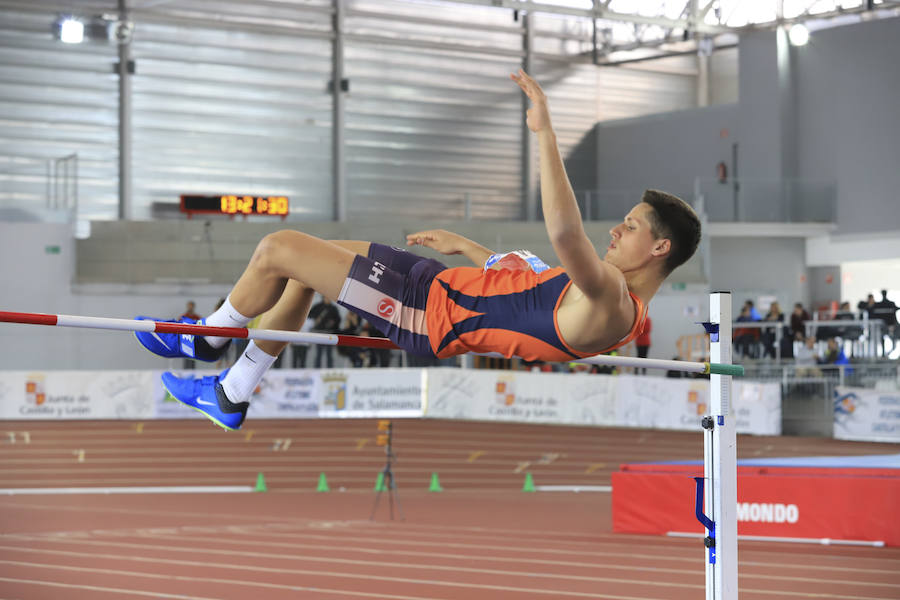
[0,309,743,376]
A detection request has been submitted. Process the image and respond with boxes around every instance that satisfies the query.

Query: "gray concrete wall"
[793,17,900,234]
[591,17,900,235]
[708,236,810,313]
[594,102,739,204]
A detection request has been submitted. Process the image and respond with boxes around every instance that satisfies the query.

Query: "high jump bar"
[0,309,743,376]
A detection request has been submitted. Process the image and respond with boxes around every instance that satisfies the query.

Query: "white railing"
[0,153,79,220]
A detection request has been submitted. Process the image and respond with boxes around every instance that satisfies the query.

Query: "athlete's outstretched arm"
[511,69,619,299]
[406,229,493,267]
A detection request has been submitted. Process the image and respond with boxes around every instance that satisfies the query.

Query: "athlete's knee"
[251,230,303,273]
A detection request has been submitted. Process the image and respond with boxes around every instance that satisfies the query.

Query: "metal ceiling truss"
[0,0,896,64]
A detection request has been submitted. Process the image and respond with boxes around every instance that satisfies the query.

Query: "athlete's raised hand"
[405,229,467,255]
[406,229,494,267]
[510,69,552,133]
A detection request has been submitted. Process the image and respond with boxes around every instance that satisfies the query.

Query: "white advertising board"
[834,386,900,442]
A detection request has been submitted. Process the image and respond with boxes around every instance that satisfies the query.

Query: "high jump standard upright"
[704,291,738,600]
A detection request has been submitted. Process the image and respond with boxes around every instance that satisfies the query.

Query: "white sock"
[204,295,253,348]
[221,341,276,405]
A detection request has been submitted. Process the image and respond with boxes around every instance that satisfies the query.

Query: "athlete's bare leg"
[249,238,371,357]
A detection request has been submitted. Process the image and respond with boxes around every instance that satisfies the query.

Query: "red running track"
[1,419,899,599]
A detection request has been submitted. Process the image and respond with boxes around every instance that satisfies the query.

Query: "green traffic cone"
[522,472,536,493]
[428,472,443,492]
[255,472,268,492]
[374,472,387,491]
[316,472,330,492]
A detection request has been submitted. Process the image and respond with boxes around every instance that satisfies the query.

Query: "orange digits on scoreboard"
[182,194,289,218]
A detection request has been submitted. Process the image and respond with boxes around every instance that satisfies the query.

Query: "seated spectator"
[820,338,851,375]
[734,305,759,358]
[794,336,821,378]
[743,300,762,321]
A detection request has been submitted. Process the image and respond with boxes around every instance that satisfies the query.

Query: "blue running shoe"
[134,316,230,362]
[162,370,248,431]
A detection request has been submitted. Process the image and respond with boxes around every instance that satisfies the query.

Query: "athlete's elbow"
[549,225,585,250]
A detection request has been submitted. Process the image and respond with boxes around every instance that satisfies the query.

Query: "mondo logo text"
[736,502,799,524]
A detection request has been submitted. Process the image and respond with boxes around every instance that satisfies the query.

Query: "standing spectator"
[790,303,811,340]
[290,317,313,369]
[308,296,340,368]
[180,301,202,370]
[362,320,392,367]
[873,290,899,355]
[857,293,876,319]
[241,314,283,368]
[181,301,201,322]
[835,301,854,320]
[761,301,784,359]
[835,301,862,342]
[211,298,232,369]
[336,312,364,367]
[634,316,651,375]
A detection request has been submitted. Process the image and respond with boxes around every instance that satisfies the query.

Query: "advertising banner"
[615,375,709,430]
[425,368,617,425]
[734,381,781,435]
[834,386,900,442]
[0,368,778,435]
[152,368,424,419]
[316,368,425,418]
[0,371,154,420]
[611,376,780,435]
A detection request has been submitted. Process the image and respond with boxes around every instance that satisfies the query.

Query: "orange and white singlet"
[425,264,646,361]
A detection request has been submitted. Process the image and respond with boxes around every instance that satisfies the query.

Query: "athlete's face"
[604,203,670,272]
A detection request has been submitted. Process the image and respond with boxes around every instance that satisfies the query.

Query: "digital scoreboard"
[179,195,289,218]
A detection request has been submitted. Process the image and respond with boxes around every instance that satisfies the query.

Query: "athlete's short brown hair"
[640,189,702,276]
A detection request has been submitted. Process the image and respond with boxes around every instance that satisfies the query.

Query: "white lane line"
[0,486,254,496]
[0,575,433,600]
[195,526,900,578]
[0,500,318,526]
[534,485,612,492]
[10,532,896,592]
[7,522,899,578]
[96,534,900,588]
[0,558,694,600]
[5,536,697,575]
[0,503,692,558]
[3,507,896,578]
[1,555,891,600]
[0,576,222,599]
[0,544,704,592]
[2,528,702,564]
